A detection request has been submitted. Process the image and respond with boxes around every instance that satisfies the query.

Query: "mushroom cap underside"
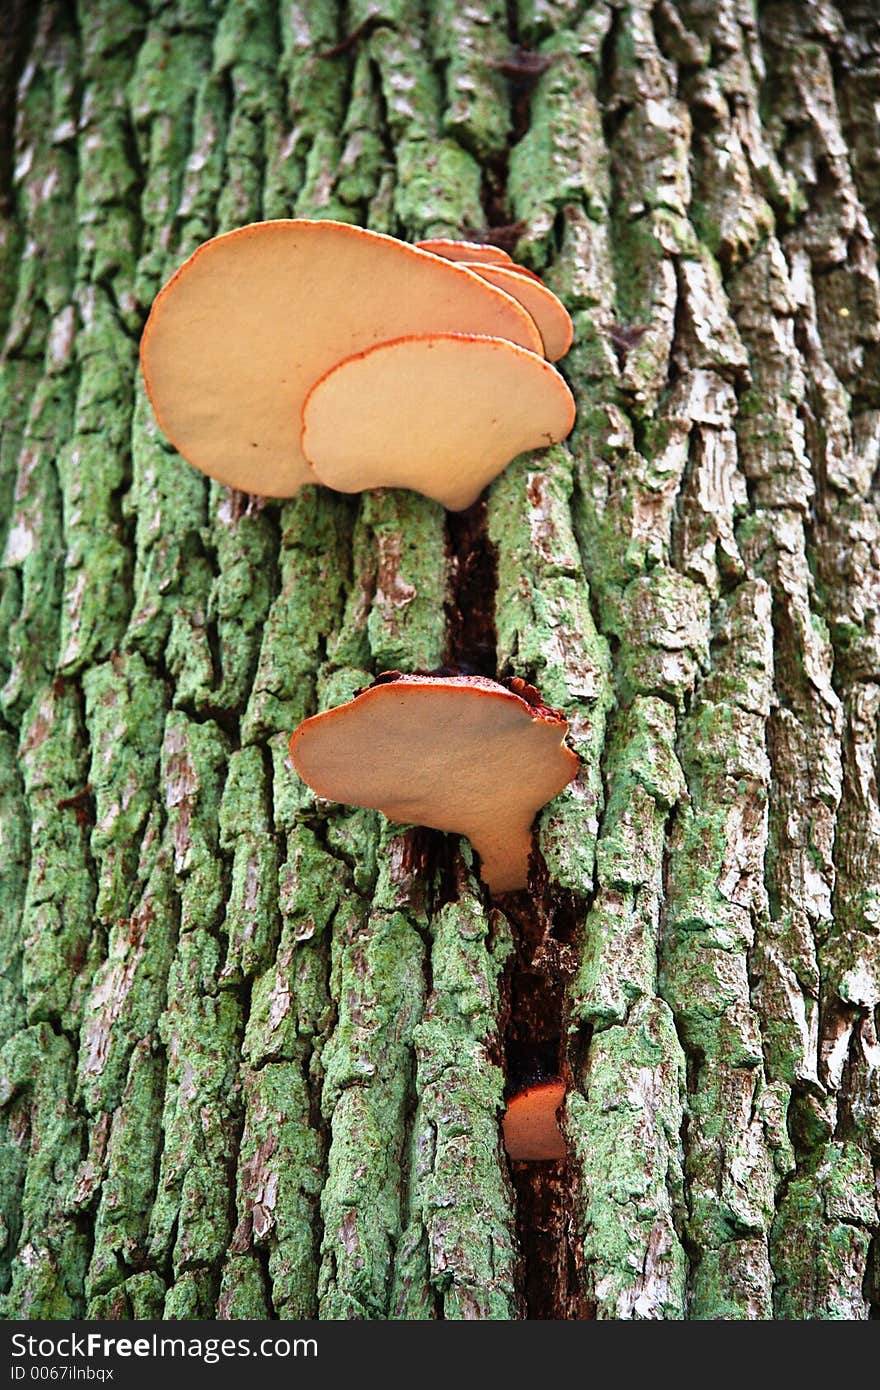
[289,676,579,893]
[461,263,574,362]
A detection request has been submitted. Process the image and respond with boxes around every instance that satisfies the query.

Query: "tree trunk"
[1,0,878,1321]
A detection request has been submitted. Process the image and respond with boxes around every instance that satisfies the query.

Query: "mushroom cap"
[461,260,545,285]
[301,333,576,512]
[417,238,514,265]
[458,263,574,362]
[289,674,579,893]
[502,1079,567,1161]
[139,220,543,497]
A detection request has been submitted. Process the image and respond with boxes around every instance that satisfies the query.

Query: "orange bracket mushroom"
[139,219,545,497]
[502,1079,567,1161]
[301,334,575,512]
[456,263,573,362]
[416,237,514,266]
[288,674,579,894]
[415,240,573,361]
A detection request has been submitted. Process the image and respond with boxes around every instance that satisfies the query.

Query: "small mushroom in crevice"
[301,333,575,511]
[288,672,579,894]
[502,1078,567,1161]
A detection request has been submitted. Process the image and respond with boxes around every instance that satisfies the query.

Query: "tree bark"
[1,0,879,1321]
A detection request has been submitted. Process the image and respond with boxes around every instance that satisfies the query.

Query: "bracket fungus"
[460,259,545,284]
[301,334,575,512]
[502,1079,567,1161]
[457,264,574,363]
[139,219,544,496]
[289,673,579,894]
[416,237,514,265]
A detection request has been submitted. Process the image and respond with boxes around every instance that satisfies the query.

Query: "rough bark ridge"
[0,0,879,1320]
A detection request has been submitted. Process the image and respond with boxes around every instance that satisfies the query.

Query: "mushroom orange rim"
[299,332,576,512]
[138,218,547,498]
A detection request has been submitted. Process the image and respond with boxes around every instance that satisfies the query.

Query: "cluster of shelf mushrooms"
[139,219,575,509]
[140,219,580,1160]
